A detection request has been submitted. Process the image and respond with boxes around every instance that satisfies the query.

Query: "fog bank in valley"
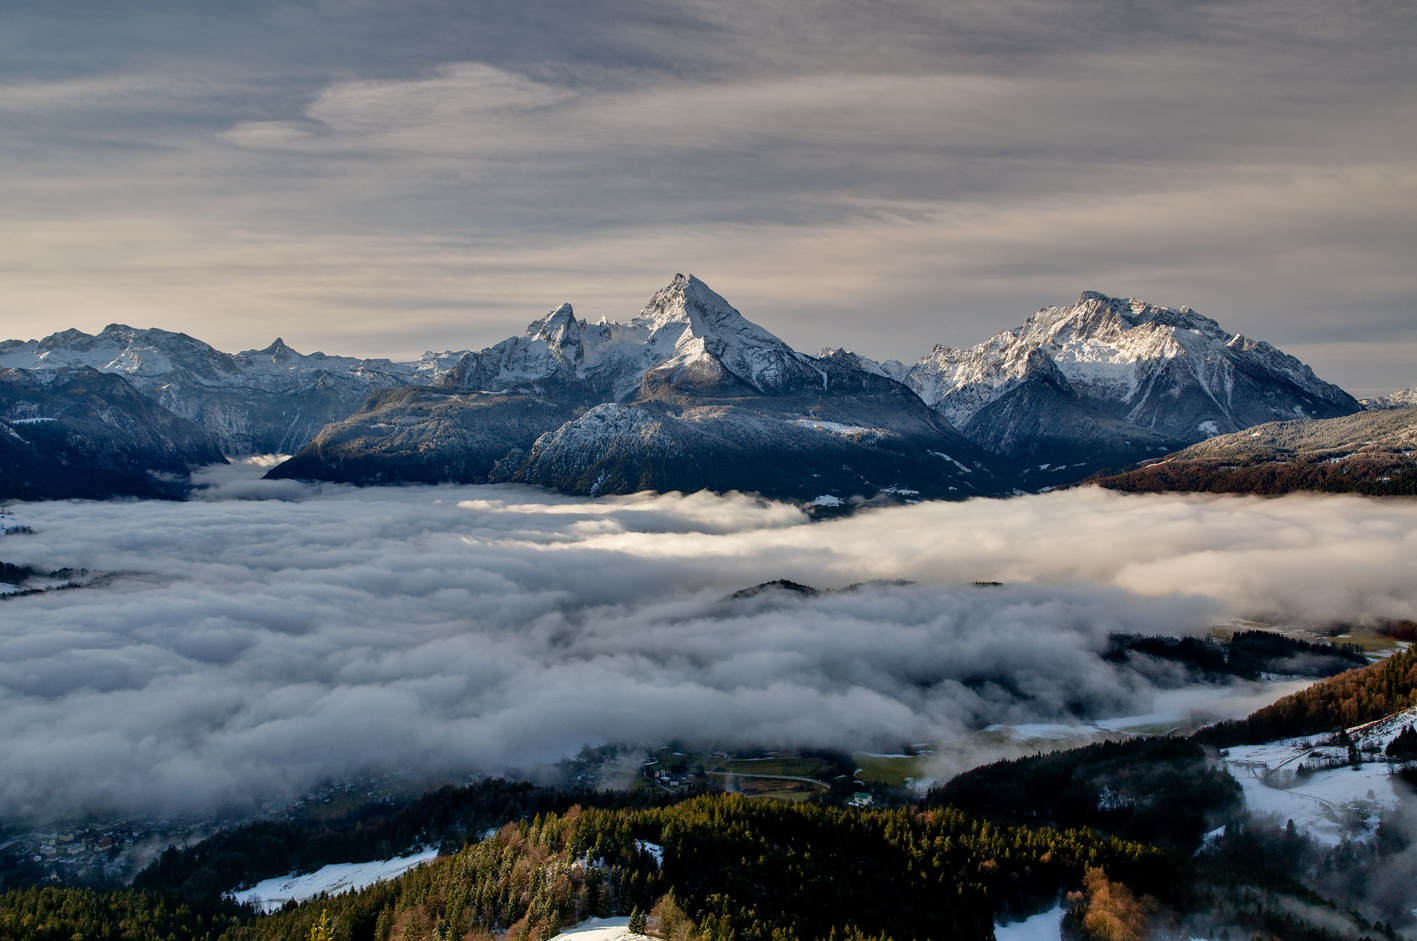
[1,463,1414,823]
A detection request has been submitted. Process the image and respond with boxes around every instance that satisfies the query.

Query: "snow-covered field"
[1219,707,1417,845]
[232,848,439,913]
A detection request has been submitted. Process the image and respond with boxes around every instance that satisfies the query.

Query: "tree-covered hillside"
[1195,647,1417,746]
[2,796,1165,941]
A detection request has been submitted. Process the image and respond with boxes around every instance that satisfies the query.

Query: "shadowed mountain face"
[0,326,453,455]
[271,276,1009,501]
[873,291,1363,480]
[0,367,227,500]
[1091,406,1417,495]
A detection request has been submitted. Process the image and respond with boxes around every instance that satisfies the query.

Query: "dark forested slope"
[1195,647,1417,747]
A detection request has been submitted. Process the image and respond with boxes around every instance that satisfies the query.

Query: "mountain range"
[0,275,1387,502]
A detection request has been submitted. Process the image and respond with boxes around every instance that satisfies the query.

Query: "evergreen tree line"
[0,796,1166,941]
[133,779,709,902]
[926,738,1242,855]
[1103,632,1365,684]
[1195,648,1417,747]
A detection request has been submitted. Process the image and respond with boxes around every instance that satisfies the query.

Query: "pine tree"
[1386,724,1417,759]
[629,908,648,935]
[310,909,335,941]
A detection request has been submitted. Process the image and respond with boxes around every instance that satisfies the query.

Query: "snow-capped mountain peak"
[902,290,1360,445]
[624,274,822,393]
[0,323,427,453]
[529,303,582,348]
[636,274,786,349]
[0,323,241,383]
[443,275,826,398]
[255,338,297,361]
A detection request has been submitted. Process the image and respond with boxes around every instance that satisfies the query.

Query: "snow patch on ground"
[232,848,439,913]
[995,904,1063,941]
[929,450,973,473]
[793,419,877,436]
[548,916,635,941]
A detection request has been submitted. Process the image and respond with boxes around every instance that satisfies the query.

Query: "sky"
[3,464,1415,823]
[1,0,1414,395]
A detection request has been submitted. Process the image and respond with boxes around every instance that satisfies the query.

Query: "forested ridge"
[1,796,1164,941]
[1195,647,1417,747]
[1104,631,1365,682]
[132,779,693,900]
[925,738,1241,855]
[1092,456,1417,496]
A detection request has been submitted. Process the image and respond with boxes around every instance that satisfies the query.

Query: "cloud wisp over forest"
[1,467,1414,823]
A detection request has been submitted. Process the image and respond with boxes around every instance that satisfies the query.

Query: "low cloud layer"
[2,468,1415,824]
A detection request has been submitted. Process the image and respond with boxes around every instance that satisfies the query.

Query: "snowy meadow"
[2,459,1416,824]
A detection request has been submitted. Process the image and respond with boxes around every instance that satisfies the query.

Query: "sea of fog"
[1,458,1415,824]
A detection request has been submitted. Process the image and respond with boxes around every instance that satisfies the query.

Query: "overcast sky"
[1,1,1413,394]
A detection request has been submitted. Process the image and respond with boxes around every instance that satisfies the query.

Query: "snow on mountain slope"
[2,281,1373,501]
[265,274,1013,500]
[232,847,439,913]
[0,325,451,454]
[487,399,999,500]
[0,325,419,393]
[442,274,826,399]
[0,366,228,500]
[627,274,825,394]
[1363,387,1417,410]
[549,916,638,941]
[896,291,1361,448]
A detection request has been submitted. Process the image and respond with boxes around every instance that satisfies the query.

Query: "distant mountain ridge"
[840,291,1362,482]
[0,277,1380,502]
[0,325,468,454]
[438,276,830,400]
[1362,387,1417,410]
